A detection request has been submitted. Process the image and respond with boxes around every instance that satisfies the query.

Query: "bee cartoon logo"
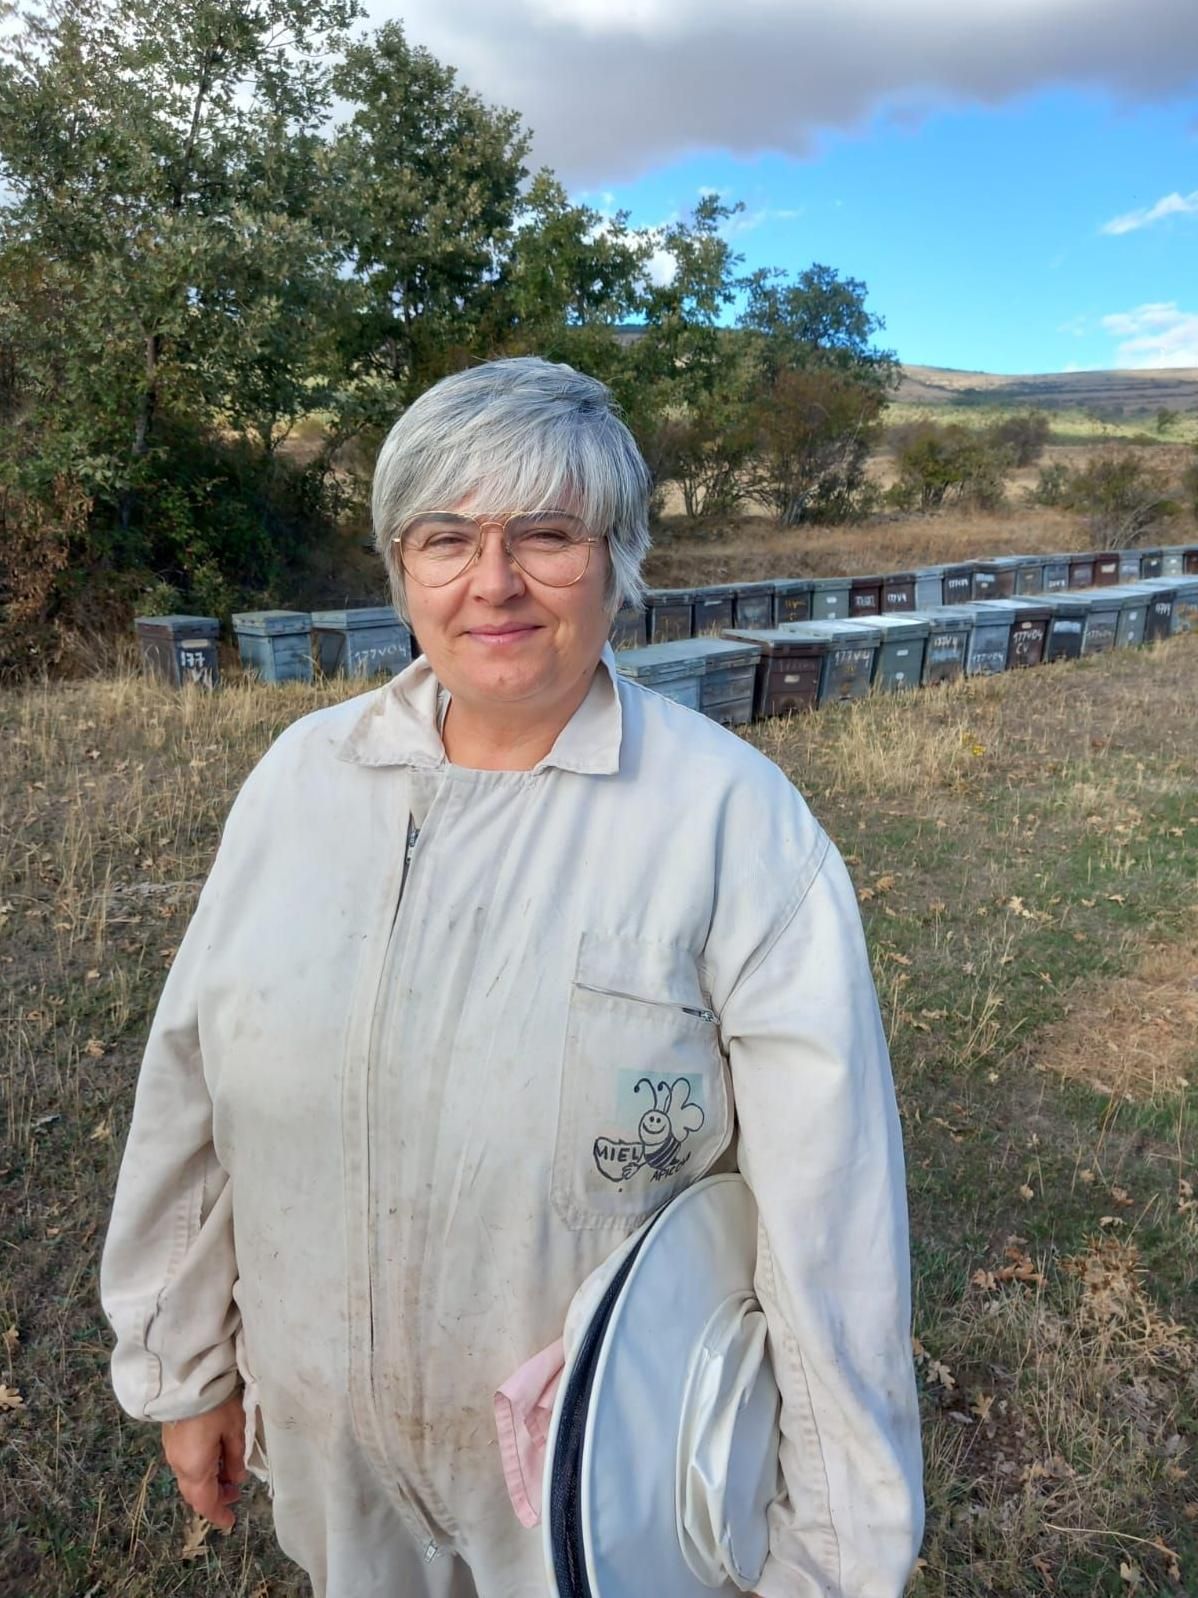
[593,1076,705,1185]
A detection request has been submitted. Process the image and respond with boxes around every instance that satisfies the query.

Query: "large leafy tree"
[631,196,752,518]
[325,21,530,439]
[0,0,360,471]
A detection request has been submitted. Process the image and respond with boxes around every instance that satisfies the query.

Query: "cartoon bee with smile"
[593,1077,706,1184]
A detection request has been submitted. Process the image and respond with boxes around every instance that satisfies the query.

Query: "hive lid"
[857,614,931,639]
[672,636,762,669]
[691,583,737,601]
[776,619,875,648]
[720,627,830,655]
[772,577,814,593]
[232,609,312,635]
[615,643,708,681]
[808,576,852,591]
[134,613,220,635]
[644,587,698,603]
[732,580,778,595]
[311,606,403,629]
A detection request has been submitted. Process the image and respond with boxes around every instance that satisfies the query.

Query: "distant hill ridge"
[899,363,1198,413]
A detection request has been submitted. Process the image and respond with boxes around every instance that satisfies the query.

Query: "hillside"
[899,362,1198,414]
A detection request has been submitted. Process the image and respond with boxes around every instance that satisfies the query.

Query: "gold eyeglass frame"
[392,510,607,589]
[394,508,610,591]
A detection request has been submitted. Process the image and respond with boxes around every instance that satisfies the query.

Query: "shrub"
[1031,463,1072,508]
[1064,450,1178,548]
[986,409,1051,468]
[893,422,1009,511]
[0,473,91,680]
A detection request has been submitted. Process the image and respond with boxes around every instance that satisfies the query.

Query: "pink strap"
[493,1339,565,1528]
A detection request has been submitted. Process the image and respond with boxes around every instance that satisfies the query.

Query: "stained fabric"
[101,645,923,1598]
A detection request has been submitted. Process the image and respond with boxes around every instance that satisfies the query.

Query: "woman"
[102,357,923,1597]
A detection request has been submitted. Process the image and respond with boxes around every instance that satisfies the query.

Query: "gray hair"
[371,357,651,621]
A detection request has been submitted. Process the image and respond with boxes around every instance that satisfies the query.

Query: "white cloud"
[374,0,1198,181]
[1101,302,1198,368]
[1101,189,1198,235]
[724,206,804,236]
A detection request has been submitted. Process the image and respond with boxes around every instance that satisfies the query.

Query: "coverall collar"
[337,642,624,776]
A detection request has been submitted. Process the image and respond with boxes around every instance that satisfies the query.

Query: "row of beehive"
[615,578,1198,726]
[134,606,412,689]
[616,542,1198,647]
[132,540,1198,692]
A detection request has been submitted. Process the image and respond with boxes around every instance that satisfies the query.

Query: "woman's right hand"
[161,1393,248,1530]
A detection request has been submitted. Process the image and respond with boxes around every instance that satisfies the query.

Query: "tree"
[738,264,897,524]
[326,21,530,434]
[0,0,361,610]
[1156,406,1179,435]
[630,197,754,519]
[749,367,887,526]
[739,263,899,392]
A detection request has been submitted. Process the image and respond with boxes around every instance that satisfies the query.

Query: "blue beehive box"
[614,643,705,710]
[311,607,412,678]
[673,636,761,725]
[232,610,313,683]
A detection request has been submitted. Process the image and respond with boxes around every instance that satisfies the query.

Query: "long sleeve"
[100,828,242,1422]
[719,838,924,1598]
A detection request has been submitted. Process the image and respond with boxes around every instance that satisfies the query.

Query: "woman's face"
[401,495,613,717]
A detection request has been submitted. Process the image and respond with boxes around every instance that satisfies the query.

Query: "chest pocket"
[551,931,732,1231]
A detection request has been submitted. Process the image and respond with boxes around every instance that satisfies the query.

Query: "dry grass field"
[3,514,1198,1595]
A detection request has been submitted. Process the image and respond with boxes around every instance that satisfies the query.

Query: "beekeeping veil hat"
[542,1174,782,1598]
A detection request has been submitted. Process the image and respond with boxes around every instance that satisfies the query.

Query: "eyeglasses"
[393,510,606,589]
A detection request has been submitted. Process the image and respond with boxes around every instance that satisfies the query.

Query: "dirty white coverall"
[101,644,924,1598]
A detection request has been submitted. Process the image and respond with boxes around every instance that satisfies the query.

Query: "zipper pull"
[682,1005,718,1024]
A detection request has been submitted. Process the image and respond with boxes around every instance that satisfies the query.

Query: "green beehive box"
[844,614,929,691]
[809,577,851,620]
[1080,592,1122,656]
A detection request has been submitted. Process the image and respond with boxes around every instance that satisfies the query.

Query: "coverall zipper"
[360,806,441,1561]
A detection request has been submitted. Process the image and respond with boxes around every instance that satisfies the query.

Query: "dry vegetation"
[2,535,1198,1595]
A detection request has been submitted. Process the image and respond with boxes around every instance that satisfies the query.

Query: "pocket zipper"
[576,983,718,1025]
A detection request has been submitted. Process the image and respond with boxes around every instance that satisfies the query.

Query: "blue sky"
[388,0,1198,375]
[580,92,1198,375]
